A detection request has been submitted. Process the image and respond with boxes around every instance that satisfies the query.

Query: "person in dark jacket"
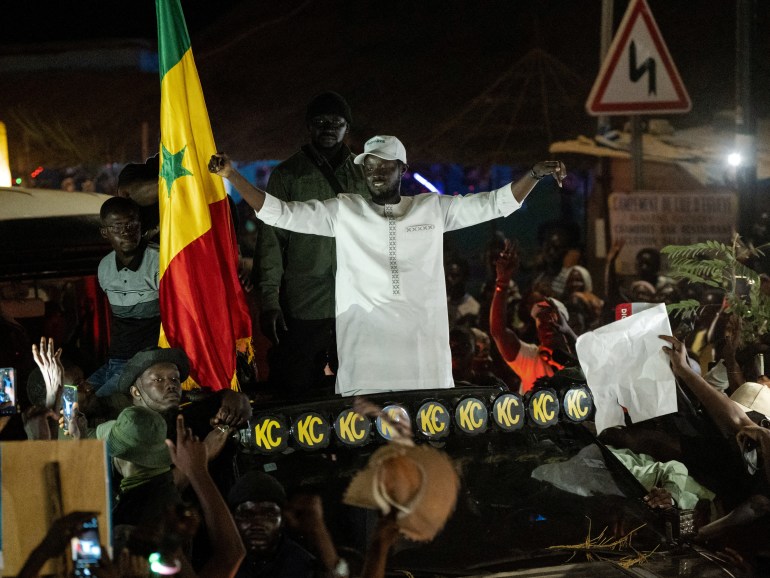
[257,92,369,397]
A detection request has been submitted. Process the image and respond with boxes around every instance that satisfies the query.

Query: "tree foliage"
[662,235,770,342]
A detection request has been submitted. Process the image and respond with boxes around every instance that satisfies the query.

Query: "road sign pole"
[736,0,756,238]
[631,116,644,190]
[597,0,614,135]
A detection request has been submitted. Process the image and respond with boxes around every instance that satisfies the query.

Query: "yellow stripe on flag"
[156,0,252,391]
[158,49,227,276]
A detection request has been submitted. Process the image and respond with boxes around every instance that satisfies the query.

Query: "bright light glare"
[727,152,743,167]
[149,553,181,576]
[413,172,440,193]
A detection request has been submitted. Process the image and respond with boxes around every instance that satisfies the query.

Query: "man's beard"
[369,183,399,202]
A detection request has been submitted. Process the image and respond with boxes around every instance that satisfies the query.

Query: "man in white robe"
[210,136,565,396]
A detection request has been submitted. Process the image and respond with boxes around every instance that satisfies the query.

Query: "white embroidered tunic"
[256,186,521,395]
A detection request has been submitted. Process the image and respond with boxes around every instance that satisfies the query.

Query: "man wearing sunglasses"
[256,92,370,397]
[88,196,161,397]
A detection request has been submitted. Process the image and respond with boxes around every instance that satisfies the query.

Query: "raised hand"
[32,337,64,409]
[531,160,567,188]
[659,334,691,378]
[166,415,208,479]
[495,239,519,284]
[208,153,233,178]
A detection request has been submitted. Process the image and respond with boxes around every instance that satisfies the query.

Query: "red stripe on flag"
[159,198,251,390]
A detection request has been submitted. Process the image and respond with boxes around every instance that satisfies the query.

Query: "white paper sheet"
[575,303,677,434]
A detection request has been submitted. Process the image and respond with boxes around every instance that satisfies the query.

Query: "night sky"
[0,1,768,165]
[0,0,240,44]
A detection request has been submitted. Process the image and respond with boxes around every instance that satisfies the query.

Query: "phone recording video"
[71,516,101,576]
[0,368,17,415]
[62,385,78,433]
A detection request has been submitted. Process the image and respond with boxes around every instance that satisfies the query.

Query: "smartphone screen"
[62,385,78,432]
[71,517,101,576]
[0,368,16,415]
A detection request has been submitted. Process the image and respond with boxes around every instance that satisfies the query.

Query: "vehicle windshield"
[237,389,667,575]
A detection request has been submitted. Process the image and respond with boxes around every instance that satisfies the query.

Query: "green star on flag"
[160,143,193,196]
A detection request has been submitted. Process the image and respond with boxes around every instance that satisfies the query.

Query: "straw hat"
[343,442,459,542]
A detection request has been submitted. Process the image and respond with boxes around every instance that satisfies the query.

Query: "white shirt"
[256,186,520,395]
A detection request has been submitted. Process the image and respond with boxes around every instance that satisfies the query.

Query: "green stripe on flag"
[156,0,191,80]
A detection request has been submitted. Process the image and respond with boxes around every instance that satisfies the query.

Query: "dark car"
[232,386,744,577]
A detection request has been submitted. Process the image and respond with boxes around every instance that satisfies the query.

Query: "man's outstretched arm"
[209,153,266,212]
[209,153,335,238]
[510,161,566,204]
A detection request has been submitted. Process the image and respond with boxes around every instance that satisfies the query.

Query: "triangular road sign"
[586,0,691,115]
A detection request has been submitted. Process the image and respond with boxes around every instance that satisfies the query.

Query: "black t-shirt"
[109,315,161,359]
[112,470,183,527]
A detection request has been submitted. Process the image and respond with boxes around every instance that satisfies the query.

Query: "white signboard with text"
[609,191,737,275]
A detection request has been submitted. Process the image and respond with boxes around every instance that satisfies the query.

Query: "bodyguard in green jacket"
[257,92,370,396]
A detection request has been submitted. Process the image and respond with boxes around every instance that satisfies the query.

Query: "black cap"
[306,91,352,124]
[227,470,287,509]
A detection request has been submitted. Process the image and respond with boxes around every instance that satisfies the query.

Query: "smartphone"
[71,516,101,576]
[0,368,17,415]
[62,385,78,433]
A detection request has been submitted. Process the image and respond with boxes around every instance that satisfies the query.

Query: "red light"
[30,166,44,178]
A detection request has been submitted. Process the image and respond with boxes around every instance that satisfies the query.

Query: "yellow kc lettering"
[495,397,520,428]
[296,415,324,446]
[458,400,484,430]
[531,393,556,423]
[379,409,403,438]
[254,420,282,450]
[338,411,366,442]
[566,390,589,419]
[418,404,446,435]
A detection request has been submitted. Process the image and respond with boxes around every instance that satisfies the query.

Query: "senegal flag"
[155,0,251,390]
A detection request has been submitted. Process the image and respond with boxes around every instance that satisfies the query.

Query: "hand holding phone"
[0,368,17,415]
[71,516,102,576]
[62,385,78,434]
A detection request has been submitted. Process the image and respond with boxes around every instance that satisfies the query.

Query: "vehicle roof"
[1,186,111,219]
[0,186,112,280]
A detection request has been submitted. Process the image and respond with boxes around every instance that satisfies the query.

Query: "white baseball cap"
[731,382,770,419]
[531,298,569,322]
[354,135,407,165]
